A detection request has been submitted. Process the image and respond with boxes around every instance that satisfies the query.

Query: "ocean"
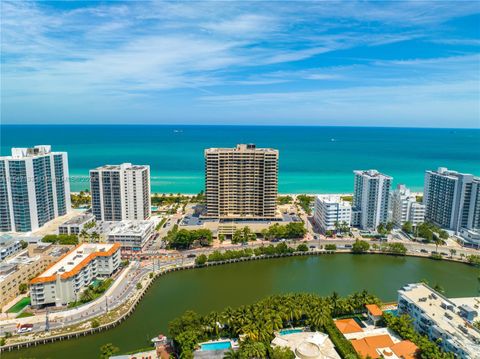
[1,125,479,194]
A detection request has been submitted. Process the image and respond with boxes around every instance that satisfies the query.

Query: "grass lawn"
[7,297,31,313]
[16,311,35,318]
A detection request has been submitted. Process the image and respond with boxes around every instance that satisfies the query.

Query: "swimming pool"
[383,309,398,317]
[279,328,304,335]
[200,341,232,351]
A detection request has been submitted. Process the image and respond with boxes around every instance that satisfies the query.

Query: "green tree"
[18,283,28,294]
[402,221,413,234]
[381,242,407,255]
[386,222,394,233]
[296,244,309,252]
[20,240,28,249]
[270,346,295,359]
[325,230,334,237]
[195,254,207,266]
[352,239,370,253]
[449,249,456,258]
[91,319,100,328]
[239,340,267,359]
[433,234,444,252]
[467,255,480,266]
[99,343,119,359]
[232,227,256,244]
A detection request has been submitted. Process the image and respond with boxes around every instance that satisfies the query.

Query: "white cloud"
[1,0,479,126]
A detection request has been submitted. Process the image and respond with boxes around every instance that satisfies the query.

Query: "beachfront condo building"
[30,243,121,307]
[352,169,392,230]
[398,283,480,358]
[0,145,71,232]
[204,144,279,220]
[424,168,480,238]
[391,184,425,227]
[90,163,151,221]
[314,195,352,233]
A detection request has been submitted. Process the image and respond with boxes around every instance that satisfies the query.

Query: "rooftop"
[31,243,120,284]
[61,212,95,226]
[354,169,392,179]
[205,144,278,154]
[271,331,340,359]
[351,334,394,359]
[399,283,480,356]
[0,145,64,160]
[427,167,479,181]
[91,163,149,171]
[108,221,154,236]
[315,195,352,207]
[366,304,383,317]
[335,318,363,334]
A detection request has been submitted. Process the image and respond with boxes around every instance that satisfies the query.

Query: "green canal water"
[6,255,479,359]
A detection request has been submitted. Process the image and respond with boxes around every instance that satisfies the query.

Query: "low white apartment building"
[30,243,121,307]
[58,212,96,235]
[398,283,480,358]
[314,195,352,233]
[107,221,155,251]
[391,185,425,226]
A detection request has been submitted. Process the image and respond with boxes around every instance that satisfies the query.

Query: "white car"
[17,325,33,334]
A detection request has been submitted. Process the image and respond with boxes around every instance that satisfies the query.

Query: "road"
[2,209,479,338]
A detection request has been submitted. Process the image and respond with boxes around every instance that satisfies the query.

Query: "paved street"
[2,214,478,339]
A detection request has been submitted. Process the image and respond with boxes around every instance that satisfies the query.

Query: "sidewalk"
[0,263,133,326]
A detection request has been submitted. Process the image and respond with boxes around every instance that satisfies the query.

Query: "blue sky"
[1,1,479,127]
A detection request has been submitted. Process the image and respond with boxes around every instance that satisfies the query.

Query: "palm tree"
[91,231,100,243]
[433,234,443,252]
[79,229,89,243]
[308,309,328,330]
[449,248,456,258]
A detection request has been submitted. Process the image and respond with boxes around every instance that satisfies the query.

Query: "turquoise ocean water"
[1,125,479,194]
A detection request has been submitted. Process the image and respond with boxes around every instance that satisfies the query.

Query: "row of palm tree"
[168,291,381,358]
[79,229,101,243]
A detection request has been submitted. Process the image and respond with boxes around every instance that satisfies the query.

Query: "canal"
[5,254,479,359]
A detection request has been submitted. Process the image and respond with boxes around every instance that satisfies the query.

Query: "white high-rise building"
[391,184,425,226]
[314,195,351,233]
[0,145,71,232]
[424,167,480,234]
[352,169,392,230]
[90,163,151,221]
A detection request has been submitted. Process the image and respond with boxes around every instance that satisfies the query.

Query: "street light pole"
[45,307,50,332]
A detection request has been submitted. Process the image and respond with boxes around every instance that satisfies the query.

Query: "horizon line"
[1,123,479,130]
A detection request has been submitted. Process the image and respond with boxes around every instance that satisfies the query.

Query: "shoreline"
[1,250,477,353]
[72,191,424,197]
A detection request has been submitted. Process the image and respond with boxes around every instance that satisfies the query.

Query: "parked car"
[18,324,33,334]
[420,249,428,253]
[186,254,196,258]
[309,245,316,249]
[344,244,352,248]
